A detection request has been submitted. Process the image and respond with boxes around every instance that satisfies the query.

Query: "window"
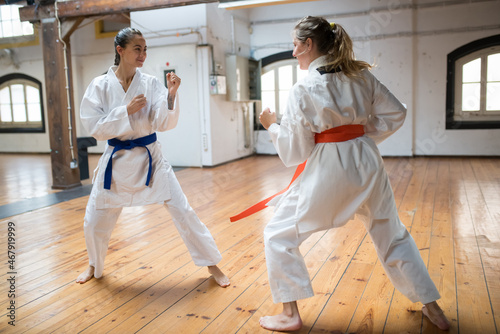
[260,53,307,127]
[0,3,38,48]
[446,34,500,129]
[95,14,130,39]
[0,74,45,133]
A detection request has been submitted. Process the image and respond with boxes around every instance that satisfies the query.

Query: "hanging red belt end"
[229,161,307,222]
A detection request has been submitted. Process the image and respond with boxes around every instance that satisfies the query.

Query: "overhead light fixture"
[218,0,317,10]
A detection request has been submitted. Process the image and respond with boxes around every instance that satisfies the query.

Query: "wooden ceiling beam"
[19,0,218,22]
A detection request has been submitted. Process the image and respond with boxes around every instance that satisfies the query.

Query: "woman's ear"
[306,37,313,51]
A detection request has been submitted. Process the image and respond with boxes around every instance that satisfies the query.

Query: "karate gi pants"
[83,172,222,279]
[264,180,441,305]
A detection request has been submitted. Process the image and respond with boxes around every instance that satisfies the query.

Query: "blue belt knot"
[104,132,157,190]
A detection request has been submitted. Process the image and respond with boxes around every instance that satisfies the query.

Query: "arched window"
[446,35,500,129]
[259,51,308,127]
[0,73,45,133]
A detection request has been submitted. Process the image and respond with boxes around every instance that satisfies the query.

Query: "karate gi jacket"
[268,56,407,235]
[80,66,179,209]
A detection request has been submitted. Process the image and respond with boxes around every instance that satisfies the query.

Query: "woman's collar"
[308,55,328,73]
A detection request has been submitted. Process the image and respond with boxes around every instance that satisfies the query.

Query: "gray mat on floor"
[0,184,93,220]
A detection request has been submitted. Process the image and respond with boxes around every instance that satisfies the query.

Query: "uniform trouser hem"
[419,292,442,305]
[272,288,315,304]
[191,258,222,267]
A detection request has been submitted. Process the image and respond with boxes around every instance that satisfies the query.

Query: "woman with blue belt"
[77,27,229,288]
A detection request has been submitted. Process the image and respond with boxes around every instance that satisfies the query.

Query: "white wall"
[142,43,203,167]
[205,4,254,165]
[247,0,500,156]
[247,0,414,155]
[129,4,255,166]
[1,0,499,158]
[74,7,208,166]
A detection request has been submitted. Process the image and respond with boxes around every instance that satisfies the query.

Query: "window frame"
[258,50,307,129]
[0,3,39,49]
[446,34,500,129]
[0,73,45,133]
[94,14,131,39]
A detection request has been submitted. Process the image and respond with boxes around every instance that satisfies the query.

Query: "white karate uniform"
[264,56,440,304]
[80,66,222,278]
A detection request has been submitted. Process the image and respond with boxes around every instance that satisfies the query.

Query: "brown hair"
[114,27,143,66]
[294,16,371,79]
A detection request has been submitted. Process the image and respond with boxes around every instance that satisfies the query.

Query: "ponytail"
[294,16,371,80]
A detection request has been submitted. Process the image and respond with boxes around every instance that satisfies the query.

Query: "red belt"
[229,124,364,222]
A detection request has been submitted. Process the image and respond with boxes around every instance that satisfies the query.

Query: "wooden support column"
[41,18,81,189]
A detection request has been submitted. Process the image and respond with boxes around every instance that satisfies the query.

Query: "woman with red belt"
[257,16,449,332]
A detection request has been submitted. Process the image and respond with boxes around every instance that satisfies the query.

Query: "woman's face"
[292,34,311,70]
[118,35,147,68]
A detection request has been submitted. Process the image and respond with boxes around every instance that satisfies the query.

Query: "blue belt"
[104,133,157,190]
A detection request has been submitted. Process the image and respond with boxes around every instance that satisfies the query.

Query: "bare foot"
[260,301,302,332]
[208,265,230,287]
[76,266,95,284]
[422,301,450,331]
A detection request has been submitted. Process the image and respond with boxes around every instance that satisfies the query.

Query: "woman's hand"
[166,72,181,94]
[127,94,147,115]
[259,108,277,130]
[166,72,181,109]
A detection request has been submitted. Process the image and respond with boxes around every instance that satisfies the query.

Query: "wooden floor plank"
[383,157,438,334]
[451,159,497,334]
[0,154,499,333]
[422,158,459,334]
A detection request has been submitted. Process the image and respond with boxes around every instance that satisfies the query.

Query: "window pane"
[487,53,500,82]
[0,87,10,103]
[27,104,41,122]
[10,5,20,20]
[11,84,25,104]
[0,104,12,122]
[261,91,276,114]
[0,5,32,38]
[0,6,11,21]
[26,86,40,103]
[462,83,480,111]
[463,58,481,83]
[278,65,293,90]
[2,21,13,38]
[12,20,22,36]
[261,71,275,91]
[279,90,289,116]
[22,21,33,35]
[12,104,26,122]
[297,65,307,81]
[486,83,500,111]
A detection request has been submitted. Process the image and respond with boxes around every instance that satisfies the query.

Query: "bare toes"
[76,267,94,284]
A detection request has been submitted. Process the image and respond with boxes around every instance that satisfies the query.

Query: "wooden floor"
[0,153,499,334]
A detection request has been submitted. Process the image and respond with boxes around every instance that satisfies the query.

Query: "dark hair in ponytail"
[294,16,371,79]
[114,27,143,66]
